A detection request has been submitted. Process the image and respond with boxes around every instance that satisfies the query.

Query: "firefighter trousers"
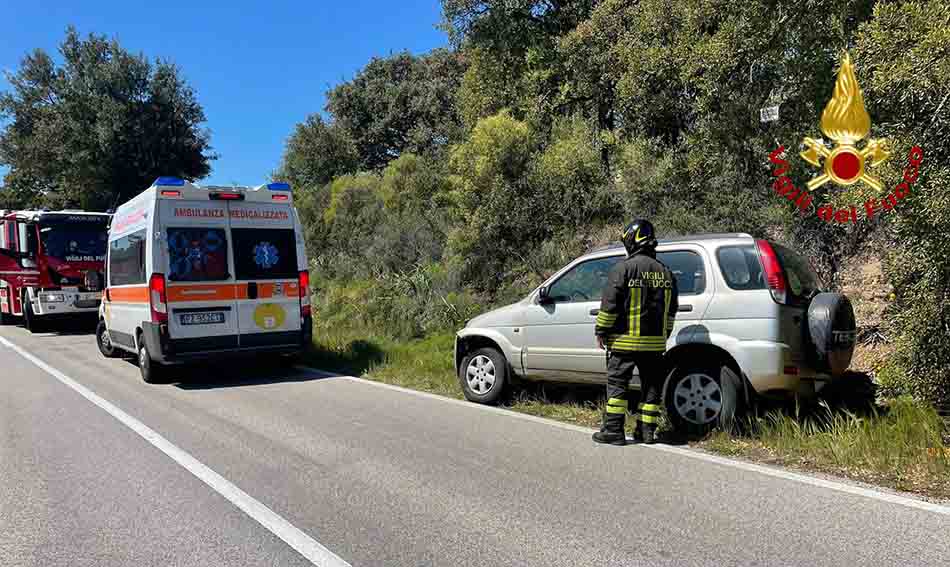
[602,350,665,435]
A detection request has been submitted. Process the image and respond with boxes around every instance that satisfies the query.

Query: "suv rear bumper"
[142,315,312,364]
[738,340,829,395]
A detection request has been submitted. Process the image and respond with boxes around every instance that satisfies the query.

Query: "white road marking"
[298,367,950,517]
[0,336,351,567]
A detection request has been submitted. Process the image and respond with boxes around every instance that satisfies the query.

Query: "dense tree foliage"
[279,0,950,405]
[854,0,950,405]
[0,27,214,210]
[325,49,467,171]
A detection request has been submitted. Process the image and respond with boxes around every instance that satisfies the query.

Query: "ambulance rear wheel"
[137,334,165,384]
[97,320,119,358]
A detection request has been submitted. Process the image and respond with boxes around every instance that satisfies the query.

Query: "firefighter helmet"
[620,219,657,255]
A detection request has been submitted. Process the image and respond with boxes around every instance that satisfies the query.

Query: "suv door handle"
[678,304,693,312]
[247,282,258,300]
[589,308,599,316]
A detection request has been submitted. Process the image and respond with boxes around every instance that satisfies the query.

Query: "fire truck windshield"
[39,220,108,263]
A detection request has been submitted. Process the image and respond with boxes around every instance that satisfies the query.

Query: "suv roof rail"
[585,232,755,254]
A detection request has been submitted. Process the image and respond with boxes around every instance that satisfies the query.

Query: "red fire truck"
[0,210,111,332]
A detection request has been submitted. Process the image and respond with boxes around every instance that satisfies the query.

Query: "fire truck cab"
[0,210,110,332]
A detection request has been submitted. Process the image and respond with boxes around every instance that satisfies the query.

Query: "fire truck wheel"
[23,297,44,333]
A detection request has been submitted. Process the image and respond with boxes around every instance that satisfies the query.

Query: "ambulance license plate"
[180,312,225,326]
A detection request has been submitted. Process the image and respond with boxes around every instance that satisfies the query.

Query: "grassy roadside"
[303,325,950,500]
[699,400,950,499]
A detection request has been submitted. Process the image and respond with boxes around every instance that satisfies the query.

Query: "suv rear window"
[231,228,298,280]
[772,243,821,304]
[717,245,766,290]
[167,227,230,282]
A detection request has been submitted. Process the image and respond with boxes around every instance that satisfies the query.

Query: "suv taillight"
[149,273,168,323]
[298,270,311,319]
[755,239,787,305]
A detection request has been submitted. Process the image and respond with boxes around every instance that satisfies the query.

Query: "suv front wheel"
[459,347,508,405]
[664,362,743,436]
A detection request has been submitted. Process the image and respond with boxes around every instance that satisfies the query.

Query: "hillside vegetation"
[279,0,950,410]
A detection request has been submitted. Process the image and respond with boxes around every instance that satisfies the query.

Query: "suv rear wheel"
[664,362,743,436]
[459,347,508,404]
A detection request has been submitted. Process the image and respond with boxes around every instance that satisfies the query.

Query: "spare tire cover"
[806,293,856,376]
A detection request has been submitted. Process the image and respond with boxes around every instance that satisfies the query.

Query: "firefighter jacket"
[595,251,679,352]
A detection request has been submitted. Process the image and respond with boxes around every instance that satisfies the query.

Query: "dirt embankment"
[838,254,893,377]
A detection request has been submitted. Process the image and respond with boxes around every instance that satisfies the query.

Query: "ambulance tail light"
[160,190,182,198]
[298,270,311,318]
[755,239,787,305]
[149,273,168,324]
[272,194,290,201]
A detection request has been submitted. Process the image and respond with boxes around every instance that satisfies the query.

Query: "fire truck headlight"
[43,293,65,303]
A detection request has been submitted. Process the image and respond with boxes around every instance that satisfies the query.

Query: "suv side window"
[717,245,766,290]
[657,250,706,295]
[547,256,622,303]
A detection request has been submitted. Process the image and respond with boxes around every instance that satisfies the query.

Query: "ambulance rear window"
[232,228,298,280]
[167,227,230,282]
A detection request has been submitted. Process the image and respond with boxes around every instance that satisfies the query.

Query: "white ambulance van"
[97,177,312,383]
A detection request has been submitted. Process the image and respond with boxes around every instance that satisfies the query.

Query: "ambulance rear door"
[159,199,241,352]
[228,200,302,348]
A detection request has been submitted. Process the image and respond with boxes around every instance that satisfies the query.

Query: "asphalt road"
[1,323,948,566]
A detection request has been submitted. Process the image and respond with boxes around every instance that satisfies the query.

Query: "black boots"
[630,422,656,444]
[592,430,627,445]
[640,426,656,445]
[593,407,627,445]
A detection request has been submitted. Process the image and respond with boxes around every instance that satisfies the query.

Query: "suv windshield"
[39,220,108,262]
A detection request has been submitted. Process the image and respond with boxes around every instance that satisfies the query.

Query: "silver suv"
[455,234,856,433]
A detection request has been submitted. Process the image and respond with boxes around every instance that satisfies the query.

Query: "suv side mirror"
[538,285,553,304]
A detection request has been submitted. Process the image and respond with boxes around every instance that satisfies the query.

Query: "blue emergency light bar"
[154,176,186,186]
[267,182,292,192]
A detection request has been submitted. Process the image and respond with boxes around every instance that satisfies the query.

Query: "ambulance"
[97,177,312,383]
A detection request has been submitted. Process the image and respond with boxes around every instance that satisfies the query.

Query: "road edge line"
[0,336,352,567]
[300,367,950,517]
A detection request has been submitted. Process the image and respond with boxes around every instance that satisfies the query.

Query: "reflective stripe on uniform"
[662,288,671,336]
[604,334,666,352]
[639,403,662,413]
[596,312,618,327]
[606,397,628,414]
[638,413,659,424]
[629,287,641,337]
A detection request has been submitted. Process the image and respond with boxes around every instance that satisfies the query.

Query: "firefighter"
[593,219,678,445]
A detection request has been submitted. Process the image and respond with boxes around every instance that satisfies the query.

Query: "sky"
[0,0,448,186]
